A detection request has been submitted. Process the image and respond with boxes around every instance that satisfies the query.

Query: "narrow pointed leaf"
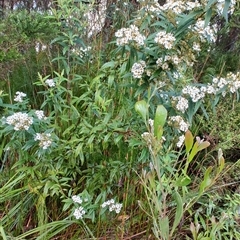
[222,0,231,22]
[197,141,210,151]
[199,166,213,194]
[185,130,193,153]
[171,191,183,236]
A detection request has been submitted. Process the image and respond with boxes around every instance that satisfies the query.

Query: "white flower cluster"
[14,91,26,103]
[72,46,92,57]
[159,0,200,14]
[182,85,205,102]
[210,72,240,95]
[101,199,122,214]
[156,54,181,70]
[177,135,185,148]
[169,115,189,132]
[115,25,146,46]
[143,1,161,14]
[72,195,83,204]
[34,133,52,149]
[193,19,218,43]
[192,42,201,52]
[45,79,55,87]
[216,0,236,15]
[73,206,86,220]
[35,42,47,53]
[35,110,47,120]
[131,60,146,78]
[71,194,87,220]
[172,96,189,113]
[182,72,240,101]
[227,72,240,93]
[154,31,176,49]
[6,112,33,131]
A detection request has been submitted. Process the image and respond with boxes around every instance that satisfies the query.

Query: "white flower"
[73,206,86,219]
[193,42,201,52]
[154,31,176,49]
[101,199,122,214]
[131,61,146,78]
[182,85,205,102]
[45,79,55,87]
[6,112,33,131]
[148,119,154,129]
[72,195,82,204]
[115,25,145,46]
[162,62,169,70]
[141,132,152,145]
[172,96,189,113]
[35,110,46,120]
[34,133,52,149]
[14,91,27,103]
[216,0,236,15]
[169,116,189,132]
[177,135,185,148]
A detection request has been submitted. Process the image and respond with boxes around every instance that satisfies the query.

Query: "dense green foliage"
[0,0,239,239]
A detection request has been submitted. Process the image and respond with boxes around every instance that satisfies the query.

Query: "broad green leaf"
[159,216,169,240]
[171,191,183,236]
[154,105,167,140]
[135,100,148,123]
[185,130,193,154]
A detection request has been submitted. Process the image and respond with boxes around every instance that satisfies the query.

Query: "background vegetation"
[0,0,239,239]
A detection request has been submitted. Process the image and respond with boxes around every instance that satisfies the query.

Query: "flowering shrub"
[0,89,55,153]
[112,0,240,148]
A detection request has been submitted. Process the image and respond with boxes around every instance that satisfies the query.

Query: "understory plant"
[133,99,238,239]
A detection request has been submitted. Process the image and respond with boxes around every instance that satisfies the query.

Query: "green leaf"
[197,141,210,151]
[199,166,213,194]
[204,8,212,27]
[217,148,225,173]
[185,130,193,154]
[101,61,115,70]
[205,0,217,10]
[222,0,231,22]
[0,225,7,240]
[188,141,198,163]
[175,10,202,38]
[154,105,167,140]
[171,191,183,236]
[176,174,191,187]
[135,100,148,123]
[159,216,169,240]
[108,75,115,86]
